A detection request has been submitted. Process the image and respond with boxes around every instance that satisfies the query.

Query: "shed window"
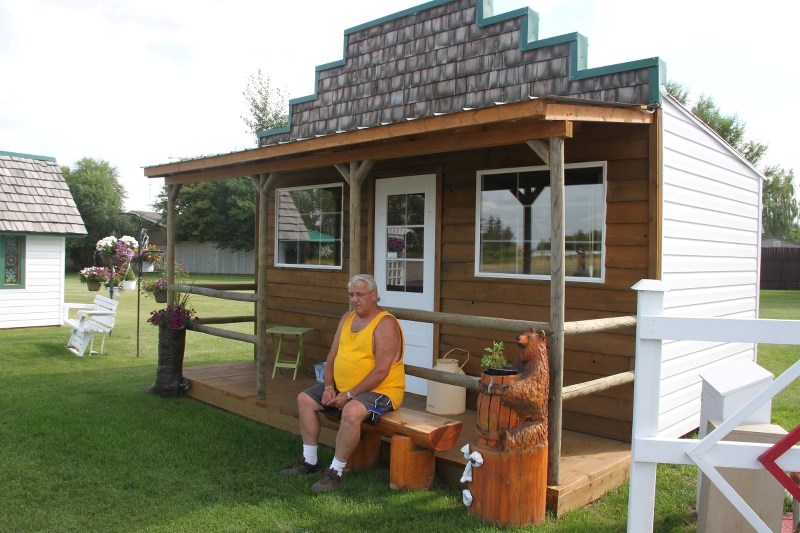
[475,163,606,282]
[1,235,25,288]
[275,184,343,269]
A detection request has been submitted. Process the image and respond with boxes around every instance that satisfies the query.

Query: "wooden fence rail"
[176,282,637,402]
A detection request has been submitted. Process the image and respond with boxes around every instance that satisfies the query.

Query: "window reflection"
[477,165,605,280]
[276,185,343,268]
[385,193,424,293]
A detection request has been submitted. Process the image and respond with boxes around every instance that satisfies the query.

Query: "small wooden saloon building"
[144,0,763,514]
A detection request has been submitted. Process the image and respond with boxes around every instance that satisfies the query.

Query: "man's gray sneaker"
[310,468,343,493]
[280,457,321,475]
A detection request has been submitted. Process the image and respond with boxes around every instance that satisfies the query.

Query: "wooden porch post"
[547,136,566,486]
[166,184,182,306]
[251,173,276,401]
[527,138,566,485]
[335,160,374,278]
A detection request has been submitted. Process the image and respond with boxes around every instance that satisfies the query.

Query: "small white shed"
[0,151,86,329]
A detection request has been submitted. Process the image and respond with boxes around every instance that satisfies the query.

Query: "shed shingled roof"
[0,152,87,235]
[259,0,663,146]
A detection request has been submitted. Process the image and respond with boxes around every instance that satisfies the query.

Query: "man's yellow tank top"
[333,310,405,408]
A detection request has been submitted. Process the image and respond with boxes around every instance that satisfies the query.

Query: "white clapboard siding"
[656,93,763,437]
[0,236,66,329]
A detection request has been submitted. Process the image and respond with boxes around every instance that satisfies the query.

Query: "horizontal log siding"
[259,124,649,441]
[434,123,648,441]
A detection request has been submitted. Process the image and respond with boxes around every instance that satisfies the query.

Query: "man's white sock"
[303,444,318,466]
[330,457,346,476]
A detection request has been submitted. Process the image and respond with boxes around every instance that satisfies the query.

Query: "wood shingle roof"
[0,152,86,235]
[259,0,662,146]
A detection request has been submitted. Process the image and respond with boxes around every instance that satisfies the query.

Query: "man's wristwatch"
[346,391,353,401]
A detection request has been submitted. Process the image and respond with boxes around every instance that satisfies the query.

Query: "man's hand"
[321,386,337,406]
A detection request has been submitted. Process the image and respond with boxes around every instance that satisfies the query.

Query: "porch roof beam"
[158,120,573,185]
[146,99,651,181]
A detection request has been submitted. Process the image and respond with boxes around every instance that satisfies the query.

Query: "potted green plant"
[122,268,137,290]
[480,341,515,376]
[476,340,520,449]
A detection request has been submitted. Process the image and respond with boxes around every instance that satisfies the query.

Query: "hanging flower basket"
[87,281,102,291]
[154,289,167,303]
[141,261,155,273]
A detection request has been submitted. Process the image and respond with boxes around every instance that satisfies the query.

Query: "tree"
[666,81,767,166]
[666,81,799,241]
[153,178,256,251]
[241,68,289,141]
[62,158,135,267]
[762,166,798,239]
[154,70,290,252]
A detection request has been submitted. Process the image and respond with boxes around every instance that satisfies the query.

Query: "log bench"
[324,407,462,490]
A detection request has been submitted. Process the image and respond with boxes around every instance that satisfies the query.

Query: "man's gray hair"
[348,274,377,293]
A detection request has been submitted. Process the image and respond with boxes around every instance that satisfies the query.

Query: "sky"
[1,0,796,212]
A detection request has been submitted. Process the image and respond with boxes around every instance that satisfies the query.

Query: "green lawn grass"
[1,279,797,532]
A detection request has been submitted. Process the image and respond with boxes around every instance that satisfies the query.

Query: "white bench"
[63,295,119,357]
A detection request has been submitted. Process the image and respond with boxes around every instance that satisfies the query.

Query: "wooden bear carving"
[501,328,550,452]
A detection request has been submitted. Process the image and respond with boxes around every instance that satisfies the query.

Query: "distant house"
[0,151,86,329]
[762,236,800,248]
[123,210,165,247]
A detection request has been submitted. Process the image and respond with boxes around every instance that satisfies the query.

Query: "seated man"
[281,274,405,493]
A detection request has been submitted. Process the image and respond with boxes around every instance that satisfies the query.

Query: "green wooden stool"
[268,326,314,380]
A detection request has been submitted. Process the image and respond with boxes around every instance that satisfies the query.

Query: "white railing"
[628,279,800,533]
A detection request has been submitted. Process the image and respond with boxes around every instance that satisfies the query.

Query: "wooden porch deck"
[182,361,631,517]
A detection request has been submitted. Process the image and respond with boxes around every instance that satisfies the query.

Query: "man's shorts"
[303,382,394,425]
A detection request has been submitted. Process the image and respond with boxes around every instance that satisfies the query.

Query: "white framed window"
[475,162,606,282]
[275,184,343,269]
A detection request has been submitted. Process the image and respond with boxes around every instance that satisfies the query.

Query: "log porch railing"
[174,281,637,479]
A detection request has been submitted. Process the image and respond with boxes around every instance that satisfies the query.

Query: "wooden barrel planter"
[475,369,520,449]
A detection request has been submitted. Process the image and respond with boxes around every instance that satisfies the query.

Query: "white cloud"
[1,0,795,211]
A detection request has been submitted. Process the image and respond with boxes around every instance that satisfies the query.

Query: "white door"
[374,175,436,395]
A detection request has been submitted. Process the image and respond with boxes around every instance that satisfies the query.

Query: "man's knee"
[340,401,367,426]
[298,391,318,410]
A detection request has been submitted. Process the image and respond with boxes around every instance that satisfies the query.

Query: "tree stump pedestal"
[142,327,190,397]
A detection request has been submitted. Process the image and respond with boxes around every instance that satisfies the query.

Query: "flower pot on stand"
[142,326,190,397]
[110,255,128,269]
[87,281,102,291]
[154,289,168,303]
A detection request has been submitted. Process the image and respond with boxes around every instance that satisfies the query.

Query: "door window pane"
[385,193,425,293]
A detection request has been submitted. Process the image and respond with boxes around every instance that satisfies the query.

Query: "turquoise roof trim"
[258,0,665,139]
[0,150,56,162]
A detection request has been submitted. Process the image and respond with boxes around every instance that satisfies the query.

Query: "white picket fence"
[628,279,800,533]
